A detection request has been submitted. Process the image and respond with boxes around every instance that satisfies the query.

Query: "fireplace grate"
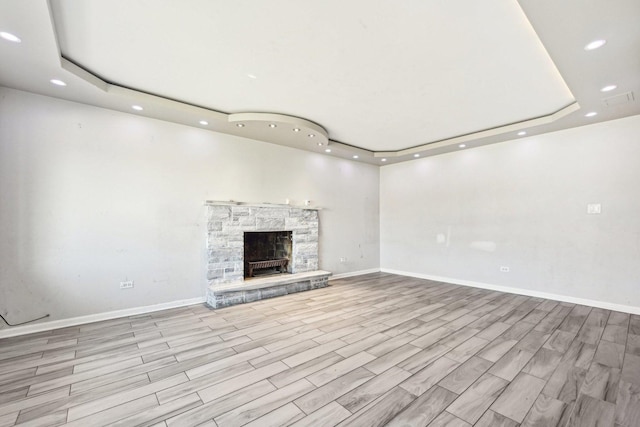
[247,258,289,278]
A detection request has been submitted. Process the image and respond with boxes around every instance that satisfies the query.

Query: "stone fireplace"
[204,202,331,308]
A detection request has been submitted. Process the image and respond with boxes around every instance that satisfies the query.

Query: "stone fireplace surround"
[205,202,331,308]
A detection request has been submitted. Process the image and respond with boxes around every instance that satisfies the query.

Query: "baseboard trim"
[7,267,634,338]
[0,297,206,339]
[381,268,640,315]
[331,268,381,280]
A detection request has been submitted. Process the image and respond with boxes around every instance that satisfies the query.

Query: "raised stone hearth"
[206,270,331,308]
[204,201,330,309]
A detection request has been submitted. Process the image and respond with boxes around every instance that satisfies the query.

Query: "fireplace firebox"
[243,231,292,278]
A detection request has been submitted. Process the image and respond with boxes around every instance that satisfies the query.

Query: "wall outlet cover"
[120,280,134,289]
[587,203,602,214]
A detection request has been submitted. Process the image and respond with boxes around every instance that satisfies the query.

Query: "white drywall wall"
[381,115,640,310]
[0,87,380,327]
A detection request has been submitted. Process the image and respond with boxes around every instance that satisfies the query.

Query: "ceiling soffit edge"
[376,102,581,158]
[59,53,578,160]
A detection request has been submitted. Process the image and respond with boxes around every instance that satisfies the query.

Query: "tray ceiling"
[0,0,638,164]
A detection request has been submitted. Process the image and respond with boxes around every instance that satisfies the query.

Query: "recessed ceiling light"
[584,39,606,51]
[293,128,300,132]
[199,120,208,125]
[269,123,277,128]
[601,85,617,92]
[0,31,21,43]
[325,149,331,153]
[247,73,257,79]
[317,142,324,146]
[414,154,420,158]
[381,158,387,162]
[132,105,143,111]
[236,123,245,128]
[585,111,598,118]
[353,155,359,159]
[308,134,315,138]
[517,131,527,136]
[50,79,66,86]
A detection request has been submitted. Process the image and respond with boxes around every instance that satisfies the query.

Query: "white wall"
[4,84,638,332]
[0,87,380,328]
[381,115,640,311]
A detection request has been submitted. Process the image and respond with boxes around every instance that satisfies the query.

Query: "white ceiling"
[0,0,638,165]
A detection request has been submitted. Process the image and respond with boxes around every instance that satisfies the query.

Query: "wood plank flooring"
[1,272,640,426]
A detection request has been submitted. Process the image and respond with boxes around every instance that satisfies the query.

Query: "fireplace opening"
[244,231,292,279]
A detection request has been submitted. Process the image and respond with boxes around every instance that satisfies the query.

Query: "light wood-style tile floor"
[1,272,640,426]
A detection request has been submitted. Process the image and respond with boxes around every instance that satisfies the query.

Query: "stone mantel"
[204,200,322,210]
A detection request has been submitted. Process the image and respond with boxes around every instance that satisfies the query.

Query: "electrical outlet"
[500,266,510,272]
[120,280,134,289]
[587,203,601,214]
[340,257,348,263]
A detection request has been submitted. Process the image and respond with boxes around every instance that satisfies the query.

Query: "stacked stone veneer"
[206,203,319,287]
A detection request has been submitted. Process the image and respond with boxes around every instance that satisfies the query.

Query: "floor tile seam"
[0,384,71,417]
[65,374,193,422]
[67,355,180,395]
[64,392,162,425]
[30,355,147,391]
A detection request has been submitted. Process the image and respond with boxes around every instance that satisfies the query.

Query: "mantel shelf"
[204,200,322,210]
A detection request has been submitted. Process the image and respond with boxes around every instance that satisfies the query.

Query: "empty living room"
[1,1,639,426]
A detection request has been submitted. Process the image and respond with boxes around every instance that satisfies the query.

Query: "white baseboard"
[331,268,381,280]
[6,268,636,339]
[0,297,206,339]
[381,268,640,315]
